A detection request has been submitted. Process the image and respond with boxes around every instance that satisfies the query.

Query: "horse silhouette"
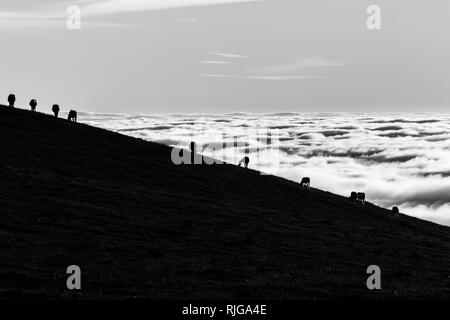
[52,104,60,118]
[238,156,249,168]
[7,94,15,107]
[300,177,310,188]
[356,192,365,205]
[29,99,37,112]
[68,110,77,122]
[350,192,365,205]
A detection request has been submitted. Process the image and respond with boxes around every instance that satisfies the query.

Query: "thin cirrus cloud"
[0,9,83,29]
[255,57,346,75]
[0,14,141,29]
[0,7,133,29]
[208,52,248,59]
[200,55,342,81]
[0,0,261,28]
[81,0,263,16]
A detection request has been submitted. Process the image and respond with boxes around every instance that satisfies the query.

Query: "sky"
[0,0,449,114]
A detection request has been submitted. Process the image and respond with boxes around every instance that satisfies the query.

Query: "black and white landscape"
[83,112,450,226]
[1,0,450,302]
[2,107,450,300]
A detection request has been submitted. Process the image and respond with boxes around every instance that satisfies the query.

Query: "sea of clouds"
[80,112,450,226]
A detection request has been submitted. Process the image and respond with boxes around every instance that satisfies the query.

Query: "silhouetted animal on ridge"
[356,192,365,205]
[392,206,399,215]
[350,191,365,205]
[300,177,310,188]
[68,110,77,122]
[7,94,15,107]
[52,104,60,118]
[238,156,249,168]
[29,99,37,112]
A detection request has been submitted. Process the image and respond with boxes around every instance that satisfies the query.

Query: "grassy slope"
[0,105,450,299]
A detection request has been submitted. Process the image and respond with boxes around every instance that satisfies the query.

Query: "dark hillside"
[1,106,450,299]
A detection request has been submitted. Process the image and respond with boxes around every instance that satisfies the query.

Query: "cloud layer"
[81,112,450,226]
[0,0,260,28]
